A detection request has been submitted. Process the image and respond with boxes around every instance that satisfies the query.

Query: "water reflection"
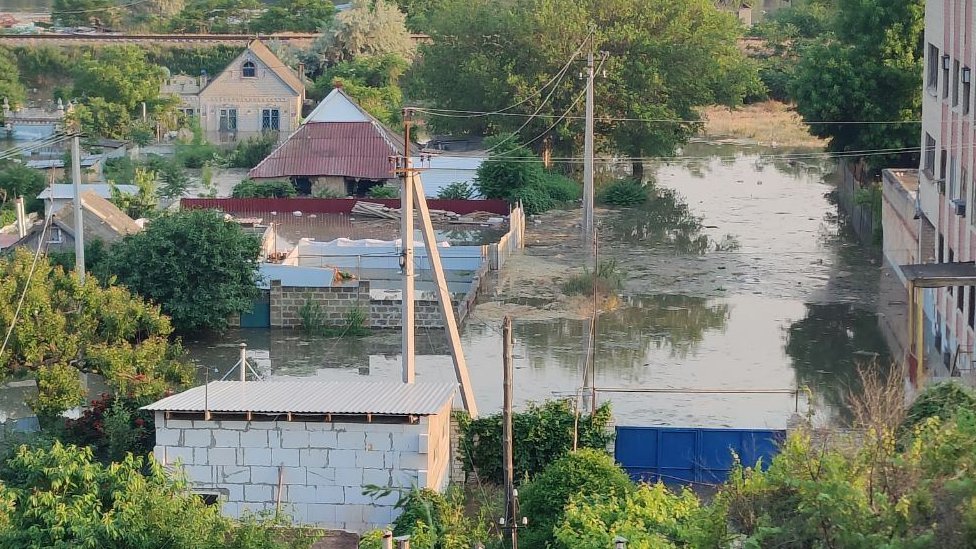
[785,303,890,418]
[606,187,711,253]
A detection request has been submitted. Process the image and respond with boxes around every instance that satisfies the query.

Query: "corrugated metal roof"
[142,381,457,416]
[249,122,402,180]
[37,184,139,200]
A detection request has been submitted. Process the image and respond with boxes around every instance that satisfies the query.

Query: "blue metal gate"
[240,290,271,328]
[614,426,785,485]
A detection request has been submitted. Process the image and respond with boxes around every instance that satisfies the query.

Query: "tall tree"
[790,0,922,167]
[308,0,416,69]
[410,0,760,179]
[0,47,26,110]
[73,46,166,111]
[0,250,193,420]
[106,209,261,334]
[252,0,334,33]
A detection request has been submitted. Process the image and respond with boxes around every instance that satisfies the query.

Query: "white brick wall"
[153,413,449,533]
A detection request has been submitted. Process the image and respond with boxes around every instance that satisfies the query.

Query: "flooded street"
[185,141,890,429]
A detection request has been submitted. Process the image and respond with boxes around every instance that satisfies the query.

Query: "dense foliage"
[458,400,613,483]
[435,182,476,200]
[789,0,923,166]
[598,178,648,206]
[232,179,297,198]
[0,442,313,549]
[903,382,976,435]
[106,209,261,333]
[411,0,761,176]
[0,250,193,421]
[474,138,580,214]
[0,162,45,221]
[62,392,156,463]
[226,133,280,169]
[0,48,26,110]
[384,488,493,549]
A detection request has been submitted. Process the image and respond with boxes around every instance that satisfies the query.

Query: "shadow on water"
[785,303,891,421]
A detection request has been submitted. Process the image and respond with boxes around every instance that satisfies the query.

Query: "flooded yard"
[184,141,890,429]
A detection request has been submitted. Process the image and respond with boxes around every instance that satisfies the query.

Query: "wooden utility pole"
[400,109,416,383]
[502,315,518,549]
[71,135,85,283]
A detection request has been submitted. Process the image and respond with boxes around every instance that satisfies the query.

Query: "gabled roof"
[142,381,457,416]
[305,87,373,123]
[53,191,142,237]
[201,39,304,97]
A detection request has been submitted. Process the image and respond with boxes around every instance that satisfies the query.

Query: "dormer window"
[242,61,256,78]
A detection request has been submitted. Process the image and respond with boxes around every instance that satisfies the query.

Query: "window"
[182,108,195,118]
[965,67,972,114]
[945,56,951,98]
[959,285,965,311]
[929,43,940,89]
[954,60,961,106]
[925,133,936,174]
[219,108,237,131]
[261,108,280,131]
[941,149,948,180]
[242,61,256,78]
[47,227,63,244]
[969,286,975,329]
[939,233,945,263]
[951,156,958,198]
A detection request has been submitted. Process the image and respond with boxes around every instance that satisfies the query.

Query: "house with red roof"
[247,87,413,196]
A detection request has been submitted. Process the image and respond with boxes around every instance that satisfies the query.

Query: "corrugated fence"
[181,197,512,216]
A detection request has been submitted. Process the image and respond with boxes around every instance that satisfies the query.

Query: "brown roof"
[243,39,304,95]
[248,121,403,180]
[55,191,142,238]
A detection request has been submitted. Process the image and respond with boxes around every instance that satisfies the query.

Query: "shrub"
[561,259,624,296]
[227,132,279,169]
[538,173,581,202]
[232,179,297,198]
[386,487,493,549]
[367,184,399,199]
[903,382,976,435]
[436,181,476,200]
[520,449,634,549]
[313,187,344,198]
[474,139,543,200]
[176,141,220,169]
[459,399,614,483]
[62,393,155,463]
[509,184,554,215]
[599,178,648,206]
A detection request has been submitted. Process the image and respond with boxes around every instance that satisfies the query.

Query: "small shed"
[143,380,457,533]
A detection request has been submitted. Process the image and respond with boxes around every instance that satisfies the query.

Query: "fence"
[837,159,878,245]
[181,197,512,216]
[615,426,784,485]
[489,203,525,269]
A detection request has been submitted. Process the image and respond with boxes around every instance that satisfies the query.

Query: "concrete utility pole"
[411,177,478,416]
[400,110,416,384]
[71,135,85,284]
[502,316,518,549]
[582,46,595,257]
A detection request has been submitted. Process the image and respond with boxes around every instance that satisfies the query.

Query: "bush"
[459,400,614,483]
[386,487,492,549]
[475,140,543,200]
[231,179,297,198]
[227,132,279,169]
[561,259,624,296]
[538,173,581,202]
[367,184,399,199]
[176,140,220,169]
[903,382,976,435]
[599,178,648,206]
[62,393,155,463]
[509,184,554,215]
[520,449,634,549]
[436,181,476,200]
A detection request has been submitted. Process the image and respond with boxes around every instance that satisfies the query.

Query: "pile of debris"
[351,201,505,224]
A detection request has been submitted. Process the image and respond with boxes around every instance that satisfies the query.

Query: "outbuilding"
[143,380,456,532]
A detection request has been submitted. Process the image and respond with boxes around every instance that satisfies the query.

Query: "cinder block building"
[143,381,456,532]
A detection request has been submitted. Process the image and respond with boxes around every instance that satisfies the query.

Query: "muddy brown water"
[185,141,890,429]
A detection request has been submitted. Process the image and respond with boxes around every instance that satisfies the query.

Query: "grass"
[561,259,624,296]
[701,101,828,148]
[299,298,370,336]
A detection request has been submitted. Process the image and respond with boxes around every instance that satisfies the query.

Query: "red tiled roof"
[249,121,401,180]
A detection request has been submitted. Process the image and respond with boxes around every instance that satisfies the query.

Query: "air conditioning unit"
[953,198,967,217]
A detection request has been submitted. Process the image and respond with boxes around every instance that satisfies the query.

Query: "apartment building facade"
[917,0,976,372]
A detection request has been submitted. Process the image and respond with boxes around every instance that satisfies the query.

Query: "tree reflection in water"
[785,303,890,420]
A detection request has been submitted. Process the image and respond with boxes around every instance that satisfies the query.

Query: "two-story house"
[161,40,304,143]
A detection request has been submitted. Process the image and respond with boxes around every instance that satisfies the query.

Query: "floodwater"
[184,141,890,429]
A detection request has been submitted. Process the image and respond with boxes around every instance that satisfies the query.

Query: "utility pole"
[582,45,595,258]
[411,174,479,416]
[400,109,416,383]
[71,135,85,284]
[502,315,518,549]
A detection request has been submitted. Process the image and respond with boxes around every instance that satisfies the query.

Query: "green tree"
[52,0,115,27]
[308,0,415,69]
[0,442,313,549]
[231,179,297,198]
[167,0,262,33]
[0,47,26,110]
[0,250,193,420]
[111,168,158,219]
[790,0,922,168]
[0,162,45,214]
[313,54,410,125]
[252,0,334,33]
[106,209,261,333]
[67,96,133,139]
[411,0,760,179]
[519,449,634,548]
[73,46,166,111]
